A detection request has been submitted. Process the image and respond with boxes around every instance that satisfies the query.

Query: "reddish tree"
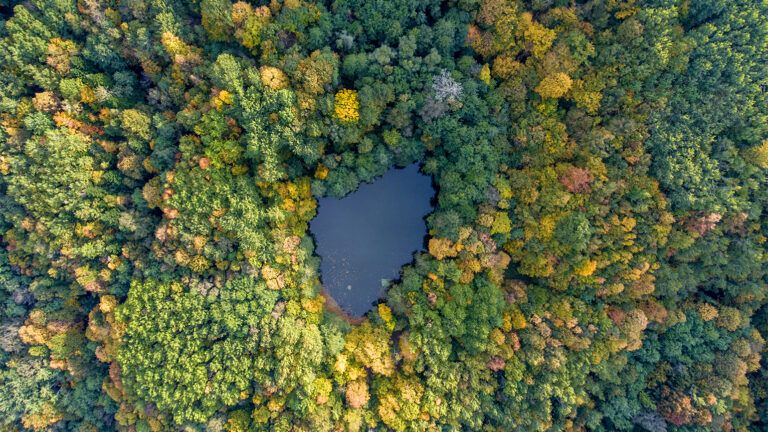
[559,166,593,193]
[686,212,722,236]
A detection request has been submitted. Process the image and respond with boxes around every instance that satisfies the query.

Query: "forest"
[1,0,768,431]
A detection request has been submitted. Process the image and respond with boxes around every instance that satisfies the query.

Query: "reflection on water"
[310,164,434,316]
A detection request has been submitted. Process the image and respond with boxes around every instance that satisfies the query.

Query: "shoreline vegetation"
[1,0,767,431]
[321,288,365,326]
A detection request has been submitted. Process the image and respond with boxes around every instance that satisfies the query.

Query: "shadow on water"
[310,164,435,317]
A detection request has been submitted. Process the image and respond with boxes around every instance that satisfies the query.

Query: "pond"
[310,164,435,316]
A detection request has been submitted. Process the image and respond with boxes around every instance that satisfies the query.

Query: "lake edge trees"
[1,0,767,431]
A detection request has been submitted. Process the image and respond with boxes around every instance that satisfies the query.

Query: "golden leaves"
[535,72,573,99]
[334,89,360,123]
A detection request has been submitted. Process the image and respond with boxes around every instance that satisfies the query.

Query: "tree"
[535,72,573,99]
[334,89,360,123]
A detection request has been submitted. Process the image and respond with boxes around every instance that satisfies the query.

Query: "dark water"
[310,164,434,316]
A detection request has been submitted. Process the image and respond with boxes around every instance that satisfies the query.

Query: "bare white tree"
[432,69,463,103]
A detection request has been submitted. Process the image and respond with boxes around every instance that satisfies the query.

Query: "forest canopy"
[1,0,768,431]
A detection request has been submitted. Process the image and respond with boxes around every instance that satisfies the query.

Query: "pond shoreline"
[310,163,435,317]
[320,288,365,325]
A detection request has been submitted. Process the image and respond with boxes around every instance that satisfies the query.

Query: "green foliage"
[116,277,278,423]
[0,0,767,430]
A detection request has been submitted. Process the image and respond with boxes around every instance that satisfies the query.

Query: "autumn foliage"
[1,0,767,431]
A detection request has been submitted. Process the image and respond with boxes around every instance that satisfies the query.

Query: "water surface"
[311,164,434,316]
